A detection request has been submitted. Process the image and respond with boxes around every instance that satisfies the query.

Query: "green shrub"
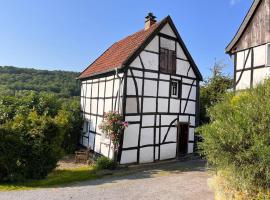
[0,112,64,181]
[198,79,270,197]
[0,128,23,181]
[0,92,81,182]
[95,157,117,170]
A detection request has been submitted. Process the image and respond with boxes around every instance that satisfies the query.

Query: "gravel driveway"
[0,160,214,200]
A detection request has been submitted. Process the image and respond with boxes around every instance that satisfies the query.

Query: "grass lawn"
[0,166,101,191]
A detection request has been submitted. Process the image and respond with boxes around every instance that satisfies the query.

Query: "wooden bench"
[75,148,91,164]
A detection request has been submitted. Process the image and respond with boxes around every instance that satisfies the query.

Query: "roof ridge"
[225,0,262,53]
[78,18,165,79]
[115,21,161,44]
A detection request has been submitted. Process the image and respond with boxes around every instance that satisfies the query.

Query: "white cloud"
[230,0,241,5]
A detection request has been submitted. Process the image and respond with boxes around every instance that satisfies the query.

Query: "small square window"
[171,80,179,98]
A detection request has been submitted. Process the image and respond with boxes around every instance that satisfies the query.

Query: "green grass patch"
[0,166,101,191]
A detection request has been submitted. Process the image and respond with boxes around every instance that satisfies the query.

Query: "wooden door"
[177,123,189,157]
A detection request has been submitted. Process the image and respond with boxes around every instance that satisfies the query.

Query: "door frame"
[176,122,189,159]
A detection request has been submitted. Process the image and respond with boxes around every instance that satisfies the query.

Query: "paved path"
[0,160,214,200]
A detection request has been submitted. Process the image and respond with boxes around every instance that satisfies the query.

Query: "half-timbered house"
[78,13,202,164]
[226,0,270,90]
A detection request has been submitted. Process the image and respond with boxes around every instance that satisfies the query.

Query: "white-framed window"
[170,80,180,98]
[266,43,270,66]
[83,121,89,133]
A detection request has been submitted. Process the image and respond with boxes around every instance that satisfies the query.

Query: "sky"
[0,0,253,78]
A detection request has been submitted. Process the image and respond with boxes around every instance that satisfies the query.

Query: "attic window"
[160,48,176,74]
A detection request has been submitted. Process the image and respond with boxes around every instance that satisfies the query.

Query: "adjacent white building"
[226,0,270,90]
[78,13,202,164]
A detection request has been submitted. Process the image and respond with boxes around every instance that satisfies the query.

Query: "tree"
[199,61,233,125]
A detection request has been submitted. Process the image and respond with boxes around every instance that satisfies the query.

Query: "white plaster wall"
[142,115,155,126]
[140,51,159,71]
[182,78,194,84]
[160,74,170,80]
[189,86,197,100]
[253,67,269,86]
[160,143,177,160]
[161,127,177,142]
[85,98,90,114]
[254,45,266,67]
[184,101,196,114]
[100,143,110,158]
[80,73,124,159]
[122,124,140,148]
[130,57,143,69]
[236,50,246,70]
[188,128,195,141]
[143,98,156,112]
[126,78,136,95]
[160,23,176,38]
[176,43,187,60]
[161,115,178,125]
[160,37,175,50]
[125,115,140,122]
[170,99,180,113]
[105,78,113,97]
[121,150,137,164]
[236,70,251,90]
[85,83,91,97]
[144,80,157,96]
[158,81,170,97]
[91,83,99,97]
[176,60,190,76]
[188,143,194,154]
[179,115,189,123]
[145,72,158,79]
[188,68,196,78]
[182,84,192,99]
[140,128,154,145]
[145,36,159,53]
[158,98,169,112]
[140,147,154,163]
[104,98,112,113]
[189,117,196,127]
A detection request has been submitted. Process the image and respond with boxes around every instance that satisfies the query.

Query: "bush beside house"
[199,79,270,199]
[0,92,81,182]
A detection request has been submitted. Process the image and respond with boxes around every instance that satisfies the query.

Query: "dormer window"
[160,48,176,74]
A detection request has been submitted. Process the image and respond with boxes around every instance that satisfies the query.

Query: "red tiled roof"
[78,22,161,79]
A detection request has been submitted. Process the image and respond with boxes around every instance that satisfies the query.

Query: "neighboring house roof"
[79,16,202,81]
[225,0,262,53]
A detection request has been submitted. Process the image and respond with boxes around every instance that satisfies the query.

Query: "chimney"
[145,12,156,30]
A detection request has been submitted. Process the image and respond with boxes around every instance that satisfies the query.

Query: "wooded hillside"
[0,66,80,97]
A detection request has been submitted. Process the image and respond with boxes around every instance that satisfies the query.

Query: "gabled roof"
[225,0,262,54]
[79,16,202,81]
